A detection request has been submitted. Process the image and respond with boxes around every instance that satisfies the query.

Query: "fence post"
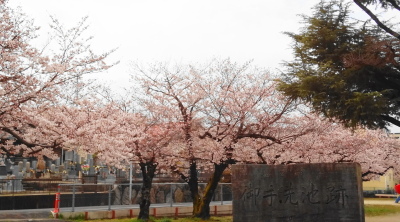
[170,183,173,207]
[72,184,76,212]
[108,184,112,211]
[220,184,223,205]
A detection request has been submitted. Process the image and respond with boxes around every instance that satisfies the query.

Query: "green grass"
[365,205,400,217]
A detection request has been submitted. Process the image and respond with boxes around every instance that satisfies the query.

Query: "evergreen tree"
[278,0,400,128]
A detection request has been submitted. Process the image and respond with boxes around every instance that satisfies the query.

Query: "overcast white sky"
[9,0,322,86]
[9,0,400,132]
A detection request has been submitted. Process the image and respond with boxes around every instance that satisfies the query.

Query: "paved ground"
[0,199,399,221]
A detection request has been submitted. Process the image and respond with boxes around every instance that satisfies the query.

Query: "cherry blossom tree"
[132,59,310,219]
[259,114,400,180]
[73,100,177,220]
[130,62,205,220]
[132,59,400,219]
[0,0,113,157]
[187,60,313,218]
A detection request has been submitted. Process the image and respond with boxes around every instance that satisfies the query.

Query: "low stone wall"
[55,204,233,220]
[0,183,232,210]
[0,193,112,210]
[113,183,232,205]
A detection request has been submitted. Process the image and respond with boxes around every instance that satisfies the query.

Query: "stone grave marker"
[65,151,73,161]
[74,154,80,164]
[0,166,6,176]
[232,163,364,222]
[50,164,56,172]
[32,160,37,170]
[59,165,64,173]
[88,158,95,175]
[25,162,30,172]
[18,162,23,172]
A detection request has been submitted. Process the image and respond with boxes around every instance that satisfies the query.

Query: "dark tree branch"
[353,0,400,39]
[380,115,400,127]
[237,133,282,144]
[386,0,400,11]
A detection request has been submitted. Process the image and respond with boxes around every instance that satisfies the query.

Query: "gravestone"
[31,160,37,170]
[65,151,73,161]
[18,162,23,172]
[156,190,165,203]
[25,162,30,172]
[59,165,64,173]
[50,164,56,172]
[174,187,184,203]
[74,154,80,164]
[122,187,132,205]
[232,163,364,222]
[150,188,156,203]
[0,166,6,176]
[0,155,5,166]
[113,185,122,205]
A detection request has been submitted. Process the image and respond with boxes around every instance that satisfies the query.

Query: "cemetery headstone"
[106,174,116,183]
[0,166,6,176]
[5,159,12,172]
[59,165,65,173]
[232,163,364,222]
[32,160,37,170]
[18,162,23,172]
[122,187,132,205]
[74,154,80,164]
[150,188,156,203]
[113,185,122,205]
[0,155,5,166]
[36,159,45,172]
[50,164,56,172]
[65,151,73,161]
[156,190,165,203]
[25,162,30,172]
[174,187,184,203]
[12,167,18,176]
[88,159,95,175]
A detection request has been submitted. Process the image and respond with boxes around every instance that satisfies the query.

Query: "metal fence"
[0,178,79,195]
[363,188,397,197]
[57,183,233,212]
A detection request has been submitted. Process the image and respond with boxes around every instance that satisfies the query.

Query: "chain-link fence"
[57,183,232,212]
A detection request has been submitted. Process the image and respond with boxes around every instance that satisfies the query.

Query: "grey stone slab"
[18,162,23,172]
[25,162,30,172]
[65,151,73,161]
[32,160,37,169]
[232,163,364,222]
[0,166,6,175]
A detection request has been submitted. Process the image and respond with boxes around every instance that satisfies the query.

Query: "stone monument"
[232,163,364,222]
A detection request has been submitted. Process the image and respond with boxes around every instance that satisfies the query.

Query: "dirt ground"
[366,213,400,222]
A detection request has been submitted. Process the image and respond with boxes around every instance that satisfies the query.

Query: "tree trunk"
[191,163,228,219]
[138,162,156,221]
